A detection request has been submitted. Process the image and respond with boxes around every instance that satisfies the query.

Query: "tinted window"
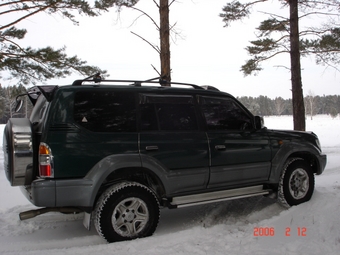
[74,91,136,132]
[200,96,252,131]
[140,95,198,131]
[30,96,48,123]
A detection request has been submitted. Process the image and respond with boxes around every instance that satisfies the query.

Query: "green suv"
[3,76,327,242]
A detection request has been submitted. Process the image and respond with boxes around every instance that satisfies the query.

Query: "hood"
[267,129,321,150]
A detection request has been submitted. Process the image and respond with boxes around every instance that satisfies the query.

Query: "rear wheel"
[94,182,160,243]
[278,158,315,207]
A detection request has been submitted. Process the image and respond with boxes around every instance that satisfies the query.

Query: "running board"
[171,185,271,208]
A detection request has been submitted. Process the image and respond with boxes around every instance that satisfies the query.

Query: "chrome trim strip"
[171,185,270,207]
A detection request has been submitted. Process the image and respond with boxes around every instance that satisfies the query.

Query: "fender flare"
[85,154,171,208]
[269,141,322,183]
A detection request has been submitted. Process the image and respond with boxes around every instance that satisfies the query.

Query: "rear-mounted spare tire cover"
[3,118,33,186]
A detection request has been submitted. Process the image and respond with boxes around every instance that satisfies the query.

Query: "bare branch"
[151,64,161,76]
[315,54,340,72]
[273,65,291,71]
[130,6,160,30]
[169,0,176,7]
[299,11,340,19]
[130,31,160,53]
[0,4,44,16]
[152,0,160,8]
[242,49,289,76]
[0,5,51,30]
[0,0,40,8]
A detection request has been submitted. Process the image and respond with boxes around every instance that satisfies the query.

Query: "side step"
[171,185,271,208]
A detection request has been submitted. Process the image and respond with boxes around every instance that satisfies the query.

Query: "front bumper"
[316,153,327,175]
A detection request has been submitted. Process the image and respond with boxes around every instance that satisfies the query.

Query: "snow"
[0,115,339,254]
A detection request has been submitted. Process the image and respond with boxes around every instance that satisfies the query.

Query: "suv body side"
[7,84,326,213]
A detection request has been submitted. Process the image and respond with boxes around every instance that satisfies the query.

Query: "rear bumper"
[20,178,94,208]
[20,180,56,207]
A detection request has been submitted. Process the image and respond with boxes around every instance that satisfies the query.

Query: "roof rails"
[72,73,219,91]
[201,85,220,91]
[72,73,102,86]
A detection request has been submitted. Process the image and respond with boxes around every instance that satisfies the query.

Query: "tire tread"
[94,182,160,242]
[278,157,314,207]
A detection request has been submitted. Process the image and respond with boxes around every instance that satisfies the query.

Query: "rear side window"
[29,96,48,123]
[140,94,198,131]
[200,96,253,131]
[74,91,136,132]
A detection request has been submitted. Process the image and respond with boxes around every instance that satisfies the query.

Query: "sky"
[3,0,340,99]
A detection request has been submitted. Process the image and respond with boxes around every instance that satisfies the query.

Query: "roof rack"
[71,74,219,91]
[201,85,220,91]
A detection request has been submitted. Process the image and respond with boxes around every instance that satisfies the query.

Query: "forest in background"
[238,94,340,119]
[0,84,339,124]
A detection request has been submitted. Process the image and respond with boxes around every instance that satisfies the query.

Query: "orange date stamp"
[253,227,307,237]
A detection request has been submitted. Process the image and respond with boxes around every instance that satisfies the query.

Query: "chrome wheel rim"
[288,168,309,199]
[112,197,149,237]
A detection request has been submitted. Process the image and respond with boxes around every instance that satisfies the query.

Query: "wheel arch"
[85,154,168,210]
[98,166,167,205]
[286,152,320,174]
[269,142,323,184]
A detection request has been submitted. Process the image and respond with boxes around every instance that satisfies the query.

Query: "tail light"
[39,143,54,178]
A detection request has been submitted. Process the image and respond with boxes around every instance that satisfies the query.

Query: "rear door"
[139,94,209,195]
[199,96,272,189]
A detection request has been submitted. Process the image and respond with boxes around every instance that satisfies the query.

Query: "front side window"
[200,96,253,131]
[74,91,136,132]
[140,94,198,131]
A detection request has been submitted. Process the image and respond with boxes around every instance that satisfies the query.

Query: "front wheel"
[278,158,315,207]
[94,182,160,243]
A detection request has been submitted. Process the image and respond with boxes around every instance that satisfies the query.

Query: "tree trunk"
[289,0,305,131]
[159,0,171,85]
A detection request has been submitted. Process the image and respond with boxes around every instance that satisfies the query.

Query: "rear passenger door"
[139,94,209,195]
[199,96,272,189]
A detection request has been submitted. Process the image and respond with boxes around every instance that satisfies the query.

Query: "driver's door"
[199,96,272,189]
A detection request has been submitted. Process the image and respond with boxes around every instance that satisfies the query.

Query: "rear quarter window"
[74,91,136,132]
[29,96,48,123]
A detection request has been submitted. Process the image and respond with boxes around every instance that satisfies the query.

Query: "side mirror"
[15,99,24,113]
[255,116,265,130]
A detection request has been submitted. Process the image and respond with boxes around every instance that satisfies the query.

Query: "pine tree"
[0,0,138,85]
[220,0,340,130]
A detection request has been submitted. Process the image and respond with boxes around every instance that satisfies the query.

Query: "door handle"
[146,146,159,151]
[215,145,226,150]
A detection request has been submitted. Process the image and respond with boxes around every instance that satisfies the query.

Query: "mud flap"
[83,212,92,230]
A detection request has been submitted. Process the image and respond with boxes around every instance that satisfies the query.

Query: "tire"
[94,182,160,243]
[3,124,13,184]
[278,158,315,207]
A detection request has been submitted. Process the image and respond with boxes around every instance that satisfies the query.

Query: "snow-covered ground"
[0,115,339,255]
